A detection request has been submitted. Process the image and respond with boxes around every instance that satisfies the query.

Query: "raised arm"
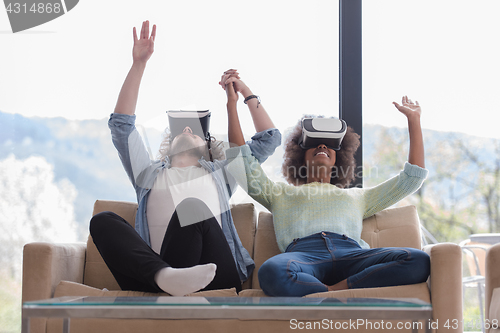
[393,96,425,168]
[220,69,281,163]
[220,69,276,132]
[224,74,246,146]
[114,21,156,115]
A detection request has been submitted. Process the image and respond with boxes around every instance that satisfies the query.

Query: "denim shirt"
[108,113,281,282]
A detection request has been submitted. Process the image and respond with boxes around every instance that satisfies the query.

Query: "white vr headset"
[298,117,347,151]
[167,110,211,141]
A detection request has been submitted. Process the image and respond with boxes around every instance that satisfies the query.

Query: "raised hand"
[393,96,425,168]
[219,69,238,89]
[220,68,275,132]
[223,70,245,146]
[219,69,250,95]
[133,21,156,64]
[225,76,239,105]
[393,96,421,120]
[114,21,156,116]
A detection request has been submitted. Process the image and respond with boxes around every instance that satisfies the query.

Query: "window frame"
[339,0,363,187]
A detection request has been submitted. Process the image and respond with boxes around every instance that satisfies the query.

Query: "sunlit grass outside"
[0,272,21,333]
[463,290,484,332]
[463,253,486,333]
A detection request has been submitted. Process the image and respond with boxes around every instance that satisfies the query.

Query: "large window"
[362,0,500,136]
[362,2,500,328]
[1,3,340,330]
[363,0,500,238]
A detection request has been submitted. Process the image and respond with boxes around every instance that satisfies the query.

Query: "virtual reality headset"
[167,110,211,141]
[298,117,347,151]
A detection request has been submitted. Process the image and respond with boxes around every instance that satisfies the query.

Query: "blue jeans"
[258,232,430,297]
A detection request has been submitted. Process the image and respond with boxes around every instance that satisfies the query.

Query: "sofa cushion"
[54,280,239,298]
[84,200,257,291]
[252,211,281,289]
[239,283,430,304]
[238,289,268,297]
[230,203,258,289]
[230,203,257,260]
[304,282,431,303]
[361,205,422,249]
[83,200,138,290]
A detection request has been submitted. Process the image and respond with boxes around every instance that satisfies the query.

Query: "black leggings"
[89,198,242,293]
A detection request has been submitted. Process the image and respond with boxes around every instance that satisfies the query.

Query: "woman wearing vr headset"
[90,21,281,296]
[226,90,429,296]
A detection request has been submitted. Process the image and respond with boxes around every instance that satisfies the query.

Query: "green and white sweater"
[226,145,428,253]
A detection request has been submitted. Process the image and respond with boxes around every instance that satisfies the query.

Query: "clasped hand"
[219,69,249,104]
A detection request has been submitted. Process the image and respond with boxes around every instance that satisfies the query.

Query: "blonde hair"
[157,128,225,162]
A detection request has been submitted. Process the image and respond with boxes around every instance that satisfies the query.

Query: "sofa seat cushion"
[239,283,429,303]
[54,280,239,298]
[238,289,268,297]
[304,282,431,303]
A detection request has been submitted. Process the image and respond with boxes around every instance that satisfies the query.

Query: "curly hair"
[157,128,225,162]
[281,116,360,188]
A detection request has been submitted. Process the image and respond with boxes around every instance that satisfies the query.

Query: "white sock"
[154,264,217,296]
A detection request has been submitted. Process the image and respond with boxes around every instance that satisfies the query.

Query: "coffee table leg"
[411,320,430,333]
[21,317,30,333]
[412,321,417,333]
[424,319,431,333]
[63,318,70,333]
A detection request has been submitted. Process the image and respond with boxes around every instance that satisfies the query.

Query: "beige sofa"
[486,243,500,333]
[23,200,462,333]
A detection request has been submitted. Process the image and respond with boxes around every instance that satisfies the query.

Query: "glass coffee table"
[23,296,432,333]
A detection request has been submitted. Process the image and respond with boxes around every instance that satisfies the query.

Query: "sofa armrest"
[423,242,463,333]
[486,243,500,324]
[22,242,87,302]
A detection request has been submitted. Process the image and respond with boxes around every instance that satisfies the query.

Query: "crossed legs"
[90,198,241,295]
[258,232,430,297]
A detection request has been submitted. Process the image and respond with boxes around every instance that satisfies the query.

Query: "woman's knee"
[258,258,288,295]
[175,198,214,227]
[408,249,431,282]
[89,211,120,237]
